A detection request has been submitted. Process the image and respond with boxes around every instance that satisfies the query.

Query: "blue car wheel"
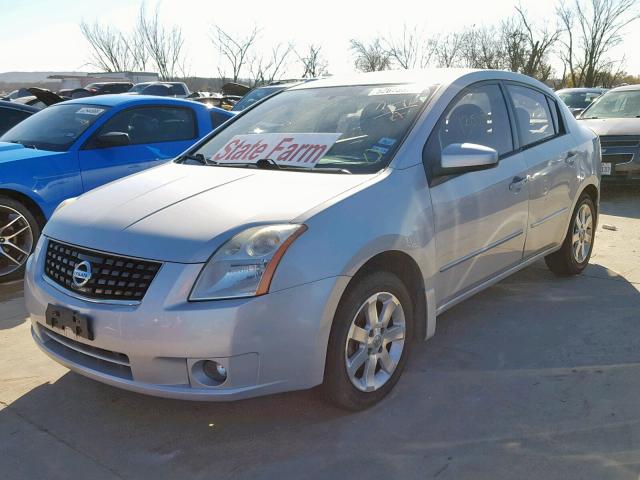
[0,196,40,282]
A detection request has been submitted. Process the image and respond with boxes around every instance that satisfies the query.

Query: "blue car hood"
[0,142,64,164]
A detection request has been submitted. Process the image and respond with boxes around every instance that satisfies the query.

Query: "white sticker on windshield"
[368,85,423,96]
[211,133,342,168]
[77,107,105,115]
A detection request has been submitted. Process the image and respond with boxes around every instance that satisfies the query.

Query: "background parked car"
[10,87,65,110]
[556,87,607,117]
[129,82,190,98]
[84,82,134,95]
[0,94,232,281]
[231,80,304,112]
[0,100,38,135]
[578,84,640,184]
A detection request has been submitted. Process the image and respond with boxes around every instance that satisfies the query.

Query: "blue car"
[0,95,233,281]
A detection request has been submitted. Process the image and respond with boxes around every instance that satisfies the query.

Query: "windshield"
[129,84,149,93]
[194,84,436,174]
[232,87,284,111]
[558,91,602,109]
[581,90,640,119]
[0,103,108,151]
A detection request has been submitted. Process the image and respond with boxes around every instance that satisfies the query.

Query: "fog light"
[202,360,227,383]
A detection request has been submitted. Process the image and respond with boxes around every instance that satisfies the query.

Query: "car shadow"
[600,185,640,219]
[3,260,640,479]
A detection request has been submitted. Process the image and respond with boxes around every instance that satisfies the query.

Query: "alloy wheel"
[344,291,406,392]
[0,205,34,277]
[572,203,593,264]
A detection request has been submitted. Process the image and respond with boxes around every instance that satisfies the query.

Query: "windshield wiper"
[176,153,208,165]
[11,141,37,149]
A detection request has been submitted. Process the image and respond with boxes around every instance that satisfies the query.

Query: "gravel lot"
[1,189,640,480]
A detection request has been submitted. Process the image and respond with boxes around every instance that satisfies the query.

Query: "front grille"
[39,325,132,380]
[600,136,640,148]
[602,153,634,165]
[44,239,161,302]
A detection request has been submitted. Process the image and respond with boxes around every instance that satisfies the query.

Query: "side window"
[426,83,514,163]
[95,107,196,146]
[507,85,556,147]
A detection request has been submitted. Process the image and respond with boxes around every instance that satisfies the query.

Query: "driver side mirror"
[95,131,130,148]
[439,143,498,174]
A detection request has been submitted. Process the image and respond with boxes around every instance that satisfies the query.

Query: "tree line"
[80,0,639,89]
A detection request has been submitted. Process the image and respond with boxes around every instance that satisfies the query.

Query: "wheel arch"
[345,250,428,340]
[0,188,46,228]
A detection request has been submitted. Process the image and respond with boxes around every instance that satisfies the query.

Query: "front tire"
[545,193,596,275]
[323,271,413,411]
[0,197,40,283]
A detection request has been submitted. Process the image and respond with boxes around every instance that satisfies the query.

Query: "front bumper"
[25,238,349,401]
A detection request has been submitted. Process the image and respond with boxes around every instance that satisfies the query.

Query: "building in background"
[47,72,159,90]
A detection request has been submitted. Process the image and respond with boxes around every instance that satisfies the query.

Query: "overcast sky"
[1,0,639,78]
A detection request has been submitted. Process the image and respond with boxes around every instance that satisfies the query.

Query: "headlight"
[189,224,307,301]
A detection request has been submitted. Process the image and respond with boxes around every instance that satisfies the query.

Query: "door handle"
[509,175,528,192]
[565,151,578,165]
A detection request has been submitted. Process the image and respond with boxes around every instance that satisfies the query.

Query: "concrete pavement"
[1,190,640,479]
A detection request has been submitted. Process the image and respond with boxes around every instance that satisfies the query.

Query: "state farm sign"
[211,133,342,168]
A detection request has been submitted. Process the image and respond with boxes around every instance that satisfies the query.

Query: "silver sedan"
[25,69,600,410]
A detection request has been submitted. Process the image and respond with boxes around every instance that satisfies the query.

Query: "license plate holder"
[45,304,93,340]
[602,162,612,175]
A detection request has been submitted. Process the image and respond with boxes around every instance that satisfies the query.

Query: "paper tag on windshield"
[211,133,342,168]
[76,107,105,115]
[368,85,423,96]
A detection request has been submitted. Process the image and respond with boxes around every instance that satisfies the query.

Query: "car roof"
[556,87,607,93]
[58,94,201,108]
[0,100,39,113]
[608,84,640,92]
[289,68,549,91]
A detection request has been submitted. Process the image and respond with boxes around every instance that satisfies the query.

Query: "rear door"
[426,82,530,305]
[505,84,578,256]
[78,105,199,191]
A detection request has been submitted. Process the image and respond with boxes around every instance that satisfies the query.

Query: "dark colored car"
[129,82,190,98]
[85,82,134,95]
[579,84,640,184]
[0,101,38,135]
[231,81,303,112]
[556,88,607,117]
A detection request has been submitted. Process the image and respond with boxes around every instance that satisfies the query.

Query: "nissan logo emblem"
[72,260,93,288]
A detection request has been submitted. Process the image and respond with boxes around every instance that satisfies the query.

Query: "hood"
[578,117,640,136]
[0,142,64,164]
[27,87,65,106]
[45,162,375,263]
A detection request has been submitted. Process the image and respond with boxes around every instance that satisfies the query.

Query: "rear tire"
[0,196,41,283]
[545,193,596,275]
[323,271,413,411]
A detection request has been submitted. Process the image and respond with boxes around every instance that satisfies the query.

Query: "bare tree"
[137,4,186,80]
[458,25,504,69]
[296,44,328,78]
[250,42,295,86]
[79,21,131,72]
[384,24,434,69]
[558,0,640,87]
[211,25,259,82]
[433,33,462,68]
[350,38,391,72]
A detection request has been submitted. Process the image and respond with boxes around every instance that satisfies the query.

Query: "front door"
[425,83,530,305]
[78,105,198,191]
